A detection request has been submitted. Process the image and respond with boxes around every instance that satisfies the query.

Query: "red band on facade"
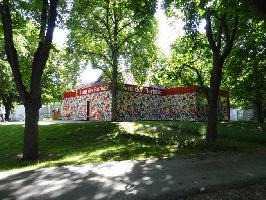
[162,86,197,95]
[77,84,111,96]
[121,84,162,95]
[64,91,76,98]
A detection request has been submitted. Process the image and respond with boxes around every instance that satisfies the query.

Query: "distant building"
[230,108,254,121]
[10,103,62,121]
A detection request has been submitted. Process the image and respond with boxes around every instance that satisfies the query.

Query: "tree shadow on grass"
[3,121,265,172]
[14,122,201,170]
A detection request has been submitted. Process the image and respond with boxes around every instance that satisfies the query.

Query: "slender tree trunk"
[207,91,218,142]
[111,11,119,122]
[206,60,223,143]
[204,11,238,143]
[3,100,12,121]
[249,0,266,23]
[23,105,39,160]
[254,95,264,123]
[111,57,118,121]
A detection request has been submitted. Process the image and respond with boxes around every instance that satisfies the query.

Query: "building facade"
[63,83,230,121]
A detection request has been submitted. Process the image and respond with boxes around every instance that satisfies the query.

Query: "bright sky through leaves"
[53,1,182,84]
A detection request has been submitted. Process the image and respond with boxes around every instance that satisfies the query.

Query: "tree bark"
[204,13,238,143]
[206,60,223,142]
[254,95,264,123]
[249,0,266,23]
[23,105,39,160]
[111,55,118,121]
[3,99,12,121]
[111,11,119,122]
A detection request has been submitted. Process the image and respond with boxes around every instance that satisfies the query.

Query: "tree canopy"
[225,19,266,122]
[162,0,264,141]
[67,0,158,120]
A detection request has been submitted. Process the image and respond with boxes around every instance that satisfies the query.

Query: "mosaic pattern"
[63,91,112,121]
[63,85,229,122]
[117,92,198,121]
[160,93,197,121]
[117,92,161,121]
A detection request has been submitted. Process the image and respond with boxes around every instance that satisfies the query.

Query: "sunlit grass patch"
[0,121,265,171]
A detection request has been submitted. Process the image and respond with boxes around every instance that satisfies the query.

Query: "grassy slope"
[0,121,265,171]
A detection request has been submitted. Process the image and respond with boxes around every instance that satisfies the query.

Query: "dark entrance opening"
[87,101,90,120]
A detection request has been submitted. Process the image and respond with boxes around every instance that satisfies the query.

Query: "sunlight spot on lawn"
[63,155,84,162]
[94,193,108,199]
[199,125,207,136]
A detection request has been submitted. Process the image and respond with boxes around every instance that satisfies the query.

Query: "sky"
[53,1,184,84]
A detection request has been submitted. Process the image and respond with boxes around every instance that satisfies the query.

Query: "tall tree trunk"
[204,13,238,143]
[206,60,223,143]
[111,57,118,121]
[3,99,12,121]
[23,105,39,160]
[249,0,266,23]
[110,10,119,122]
[254,95,264,123]
[207,91,218,142]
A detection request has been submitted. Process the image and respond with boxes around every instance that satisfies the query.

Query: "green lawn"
[0,121,265,171]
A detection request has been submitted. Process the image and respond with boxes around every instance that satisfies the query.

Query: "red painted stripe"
[77,83,111,96]
[64,91,76,98]
[121,84,162,95]
[161,86,197,95]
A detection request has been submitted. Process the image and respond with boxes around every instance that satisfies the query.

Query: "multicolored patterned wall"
[117,91,161,121]
[63,83,230,121]
[63,84,112,121]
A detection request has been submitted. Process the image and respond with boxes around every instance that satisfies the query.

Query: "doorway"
[87,101,90,120]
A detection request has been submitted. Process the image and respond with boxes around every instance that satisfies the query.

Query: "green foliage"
[0,58,20,108]
[164,0,251,39]
[0,12,78,105]
[224,19,266,107]
[11,0,69,28]
[0,20,22,108]
[162,0,264,109]
[41,47,80,103]
[67,0,158,84]
[152,34,212,87]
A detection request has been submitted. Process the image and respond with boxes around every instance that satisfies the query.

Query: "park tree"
[152,34,212,91]
[225,19,266,123]
[67,0,158,121]
[0,0,58,160]
[0,22,78,121]
[164,0,243,142]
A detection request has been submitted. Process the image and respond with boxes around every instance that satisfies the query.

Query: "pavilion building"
[63,82,230,121]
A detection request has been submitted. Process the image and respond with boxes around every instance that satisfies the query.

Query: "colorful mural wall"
[63,84,112,121]
[63,83,230,121]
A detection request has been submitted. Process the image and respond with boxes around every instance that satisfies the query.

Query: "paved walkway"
[0,120,89,126]
[1,151,266,200]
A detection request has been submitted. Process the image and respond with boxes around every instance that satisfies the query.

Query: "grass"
[0,121,265,171]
